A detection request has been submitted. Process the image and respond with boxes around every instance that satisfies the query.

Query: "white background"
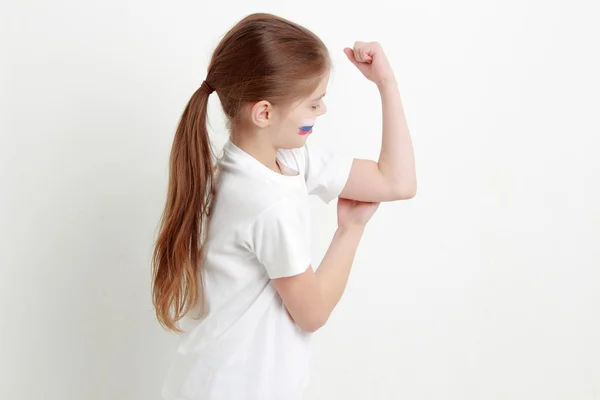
[1,0,599,399]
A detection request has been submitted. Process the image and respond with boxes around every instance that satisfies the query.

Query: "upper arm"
[271,266,326,332]
[247,200,326,332]
[279,144,414,204]
[339,158,416,202]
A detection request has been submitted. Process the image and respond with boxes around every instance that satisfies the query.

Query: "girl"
[152,12,416,400]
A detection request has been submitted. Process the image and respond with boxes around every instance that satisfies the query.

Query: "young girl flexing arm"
[152,13,415,400]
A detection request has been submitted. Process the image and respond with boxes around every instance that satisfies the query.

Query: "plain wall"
[1,0,599,399]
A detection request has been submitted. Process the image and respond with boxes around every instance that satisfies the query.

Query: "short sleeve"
[278,142,354,204]
[247,199,312,279]
[304,142,354,203]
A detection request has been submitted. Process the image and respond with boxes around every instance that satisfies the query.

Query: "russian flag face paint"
[298,119,315,136]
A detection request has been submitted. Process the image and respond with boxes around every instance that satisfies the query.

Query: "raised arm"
[339,41,417,203]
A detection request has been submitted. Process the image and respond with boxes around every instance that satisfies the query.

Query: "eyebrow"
[311,92,326,101]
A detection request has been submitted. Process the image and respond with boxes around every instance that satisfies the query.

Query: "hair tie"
[201,80,214,94]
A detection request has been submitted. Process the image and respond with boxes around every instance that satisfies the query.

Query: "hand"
[343,41,396,87]
[337,198,380,230]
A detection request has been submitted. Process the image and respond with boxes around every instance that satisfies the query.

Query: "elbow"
[296,312,329,333]
[391,181,417,200]
[402,185,418,199]
[302,318,327,333]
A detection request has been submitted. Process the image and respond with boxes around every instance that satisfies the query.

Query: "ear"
[250,100,274,128]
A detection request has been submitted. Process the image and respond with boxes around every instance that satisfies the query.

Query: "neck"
[230,129,280,174]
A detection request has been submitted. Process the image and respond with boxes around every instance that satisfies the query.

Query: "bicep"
[339,158,400,202]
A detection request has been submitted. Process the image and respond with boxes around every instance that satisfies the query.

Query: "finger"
[358,46,373,63]
[343,47,360,67]
[355,48,372,63]
[353,45,366,63]
[356,41,378,63]
[352,41,362,62]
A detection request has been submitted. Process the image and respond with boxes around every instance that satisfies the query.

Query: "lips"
[298,125,313,135]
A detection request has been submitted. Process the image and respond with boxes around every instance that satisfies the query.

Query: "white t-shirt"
[161,139,354,400]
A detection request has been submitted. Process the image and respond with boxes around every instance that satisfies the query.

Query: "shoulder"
[251,196,308,231]
[278,142,354,204]
[244,197,311,279]
[277,146,308,177]
[278,142,351,173]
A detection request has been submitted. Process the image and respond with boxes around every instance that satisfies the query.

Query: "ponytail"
[151,12,331,333]
[151,82,215,332]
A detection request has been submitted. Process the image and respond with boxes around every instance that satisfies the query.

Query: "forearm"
[315,226,364,322]
[377,79,417,196]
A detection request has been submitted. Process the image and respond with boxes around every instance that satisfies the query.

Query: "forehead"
[297,73,330,105]
[312,72,330,95]
[282,72,330,114]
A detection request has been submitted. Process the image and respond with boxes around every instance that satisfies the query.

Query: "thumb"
[343,47,360,67]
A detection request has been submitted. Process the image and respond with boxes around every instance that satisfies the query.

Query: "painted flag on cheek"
[298,119,315,135]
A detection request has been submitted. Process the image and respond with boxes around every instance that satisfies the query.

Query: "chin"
[277,136,308,150]
[294,135,310,148]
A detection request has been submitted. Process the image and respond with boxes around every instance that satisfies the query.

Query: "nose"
[318,101,327,116]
